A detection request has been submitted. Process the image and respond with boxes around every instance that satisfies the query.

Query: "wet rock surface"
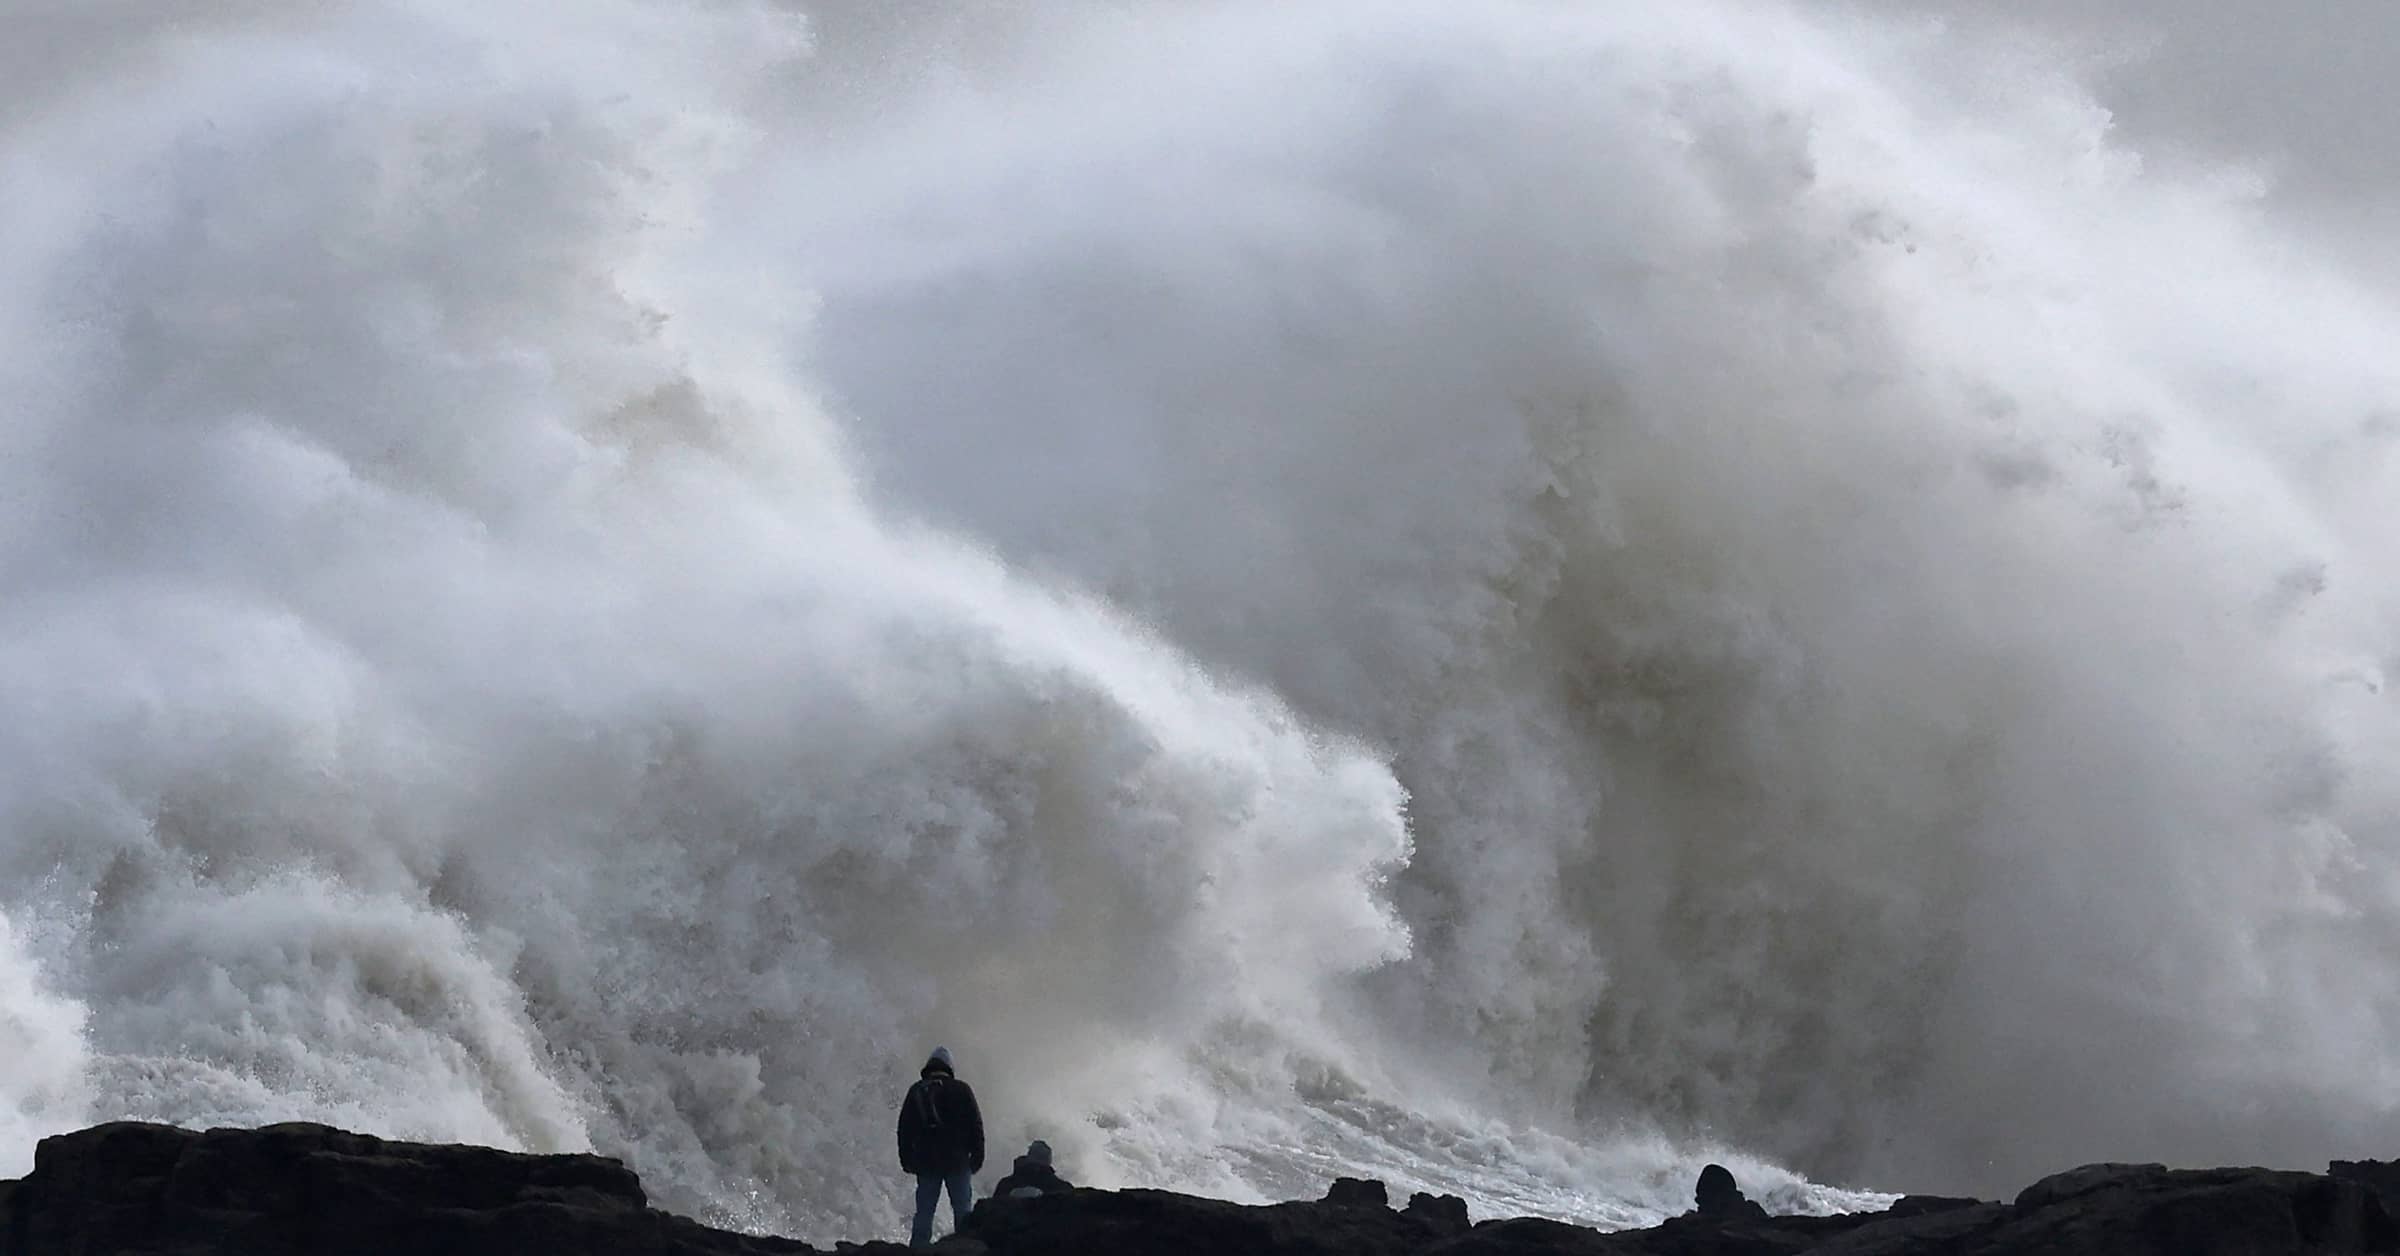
[4,1121,2396,1255]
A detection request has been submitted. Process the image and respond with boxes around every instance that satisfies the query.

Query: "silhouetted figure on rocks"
[991,1139,1074,1199]
[896,1046,985,1247]
[1694,1163,1771,1222]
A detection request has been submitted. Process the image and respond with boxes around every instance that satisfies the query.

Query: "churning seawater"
[4,0,2397,1242]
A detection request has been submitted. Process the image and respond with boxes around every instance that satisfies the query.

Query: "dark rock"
[1857,1165,2400,1256]
[1,1121,816,1256]
[2336,1160,2400,1213]
[1593,1211,1888,1256]
[6,1120,2398,1256]
[2011,1161,2171,1210]
[1431,1216,1619,1254]
[1405,1191,1472,1234]
[963,1186,1429,1255]
[1881,1194,1986,1217]
[1326,1177,1392,1209]
[1680,1162,1776,1229]
[1692,1165,1768,1223]
[1796,1202,2012,1256]
[1995,1166,2396,1255]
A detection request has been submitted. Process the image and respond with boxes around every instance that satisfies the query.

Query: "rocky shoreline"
[4,1121,2396,1255]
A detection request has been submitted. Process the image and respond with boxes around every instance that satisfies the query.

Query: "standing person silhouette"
[895,1046,985,1247]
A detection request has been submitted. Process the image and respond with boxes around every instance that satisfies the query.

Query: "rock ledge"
[5,1121,2398,1255]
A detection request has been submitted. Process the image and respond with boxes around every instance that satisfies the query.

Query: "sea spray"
[3,0,2397,1240]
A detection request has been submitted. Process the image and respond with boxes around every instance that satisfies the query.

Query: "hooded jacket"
[896,1051,985,1176]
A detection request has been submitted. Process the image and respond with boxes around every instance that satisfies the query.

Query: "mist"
[3,0,2397,1241]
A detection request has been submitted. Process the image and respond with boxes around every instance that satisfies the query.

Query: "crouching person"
[991,1140,1073,1199]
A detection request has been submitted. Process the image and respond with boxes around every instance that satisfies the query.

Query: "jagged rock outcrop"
[3,1121,2396,1256]
[1403,1191,1472,1236]
[1327,1178,1394,1209]
[0,1122,824,1256]
[2337,1160,2400,1217]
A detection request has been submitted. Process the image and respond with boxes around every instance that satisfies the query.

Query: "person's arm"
[895,1087,919,1174]
[959,1083,986,1173]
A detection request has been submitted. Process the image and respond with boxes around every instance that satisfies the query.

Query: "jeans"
[910,1169,974,1248]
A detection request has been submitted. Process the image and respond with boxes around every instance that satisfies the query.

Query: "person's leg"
[911,1172,942,1248]
[946,1169,975,1232]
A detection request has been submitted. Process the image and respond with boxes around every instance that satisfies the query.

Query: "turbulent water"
[6,0,2400,1241]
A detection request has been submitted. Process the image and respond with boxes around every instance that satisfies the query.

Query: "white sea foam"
[3,0,2396,1241]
